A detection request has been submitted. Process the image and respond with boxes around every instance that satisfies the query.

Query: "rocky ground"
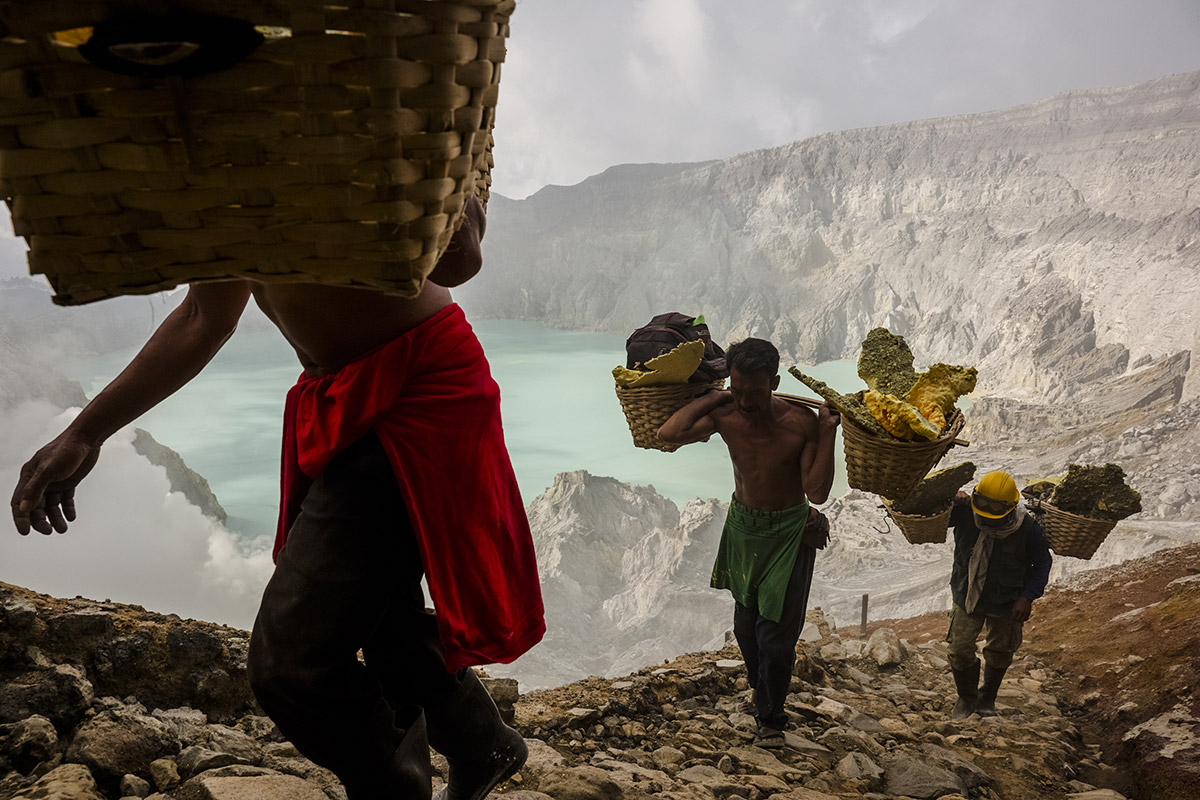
[874,542,1200,800]
[4,543,1197,800]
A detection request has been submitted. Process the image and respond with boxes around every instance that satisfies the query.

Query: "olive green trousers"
[945,602,1024,672]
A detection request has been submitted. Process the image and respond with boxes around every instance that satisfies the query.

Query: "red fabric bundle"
[275,304,544,671]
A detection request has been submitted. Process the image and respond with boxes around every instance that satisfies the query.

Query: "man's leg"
[945,603,986,719]
[752,543,817,741]
[248,433,430,799]
[975,615,1024,716]
[732,600,761,694]
[364,588,526,800]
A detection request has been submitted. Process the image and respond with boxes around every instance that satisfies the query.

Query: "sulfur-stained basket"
[841,409,965,500]
[1029,501,1117,560]
[615,380,725,453]
[882,500,951,545]
[0,0,513,305]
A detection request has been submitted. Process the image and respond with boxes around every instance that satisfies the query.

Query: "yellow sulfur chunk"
[54,28,93,46]
[905,363,977,432]
[612,339,705,388]
[864,390,942,441]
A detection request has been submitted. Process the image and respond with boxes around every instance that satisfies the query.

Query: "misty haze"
[5,67,1200,686]
[2,4,1200,797]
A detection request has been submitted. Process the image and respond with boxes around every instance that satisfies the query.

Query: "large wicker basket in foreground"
[1030,501,1117,560]
[883,501,951,545]
[615,381,724,453]
[0,0,513,305]
[841,409,965,500]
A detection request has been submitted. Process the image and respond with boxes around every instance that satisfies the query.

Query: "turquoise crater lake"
[65,318,862,541]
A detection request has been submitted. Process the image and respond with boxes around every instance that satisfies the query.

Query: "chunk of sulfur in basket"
[906,363,977,432]
[1046,463,1142,521]
[787,367,892,438]
[612,340,706,388]
[857,328,920,398]
[891,462,977,516]
[864,390,941,441]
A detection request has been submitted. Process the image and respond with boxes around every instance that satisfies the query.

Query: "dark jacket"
[949,498,1053,618]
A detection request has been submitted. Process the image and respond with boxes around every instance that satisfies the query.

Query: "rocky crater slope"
[3,544,1197,800]
[500,469,1199,691]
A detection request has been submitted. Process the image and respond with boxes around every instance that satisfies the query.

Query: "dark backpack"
[625,312,728,383]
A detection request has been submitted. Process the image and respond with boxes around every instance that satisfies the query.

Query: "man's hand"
[704,388,734,408]
[427,195,486,288]
[803,506,830,549]
[1011,596,1033,623]
[818,401,841,429]
[658,388,731,445]
[11,434,101,535]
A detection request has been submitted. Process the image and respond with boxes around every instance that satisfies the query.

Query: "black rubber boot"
[975,665,1006,717]
[342,708,432,800]
[950,661,979,720]
[428,670,527,800]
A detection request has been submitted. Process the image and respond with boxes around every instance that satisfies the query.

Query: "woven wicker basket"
[615,380,725,453]
[1032,502,1117,560]
[883,501,951,545]
[0,0,513,305]
[842,409,965,500]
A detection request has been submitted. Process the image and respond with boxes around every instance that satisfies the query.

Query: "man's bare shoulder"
[777,399,820,436]
[708,398,738,424]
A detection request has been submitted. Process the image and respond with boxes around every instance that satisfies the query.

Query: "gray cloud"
[493,0,1200,198]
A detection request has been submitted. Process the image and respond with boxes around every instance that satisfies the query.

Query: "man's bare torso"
[713,396,818,511]
[242,195,482,377]
[248,280,453,377]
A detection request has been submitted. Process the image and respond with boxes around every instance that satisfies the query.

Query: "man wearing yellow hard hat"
[946,470,1053,719]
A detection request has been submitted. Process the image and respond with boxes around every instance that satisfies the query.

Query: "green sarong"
[710,496,809,623]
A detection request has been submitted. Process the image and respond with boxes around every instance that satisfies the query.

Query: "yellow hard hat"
[971,470,1019,519]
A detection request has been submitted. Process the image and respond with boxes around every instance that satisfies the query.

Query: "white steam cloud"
[0,402,274,630]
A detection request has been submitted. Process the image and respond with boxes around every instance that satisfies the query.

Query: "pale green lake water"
[64,319,864,541]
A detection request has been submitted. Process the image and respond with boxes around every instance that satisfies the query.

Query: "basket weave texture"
[841,409,965,499]
[1033,502,1117,560]
[0,0,514,305]
[615,381,724,453]
[884,502,950,545]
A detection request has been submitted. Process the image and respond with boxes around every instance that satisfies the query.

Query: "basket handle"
[78,13,264,78]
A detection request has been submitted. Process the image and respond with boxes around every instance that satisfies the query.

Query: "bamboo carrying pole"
[775,392,970,448]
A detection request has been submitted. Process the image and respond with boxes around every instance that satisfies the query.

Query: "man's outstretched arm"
[11,281,252,535]
[658,389,731,445]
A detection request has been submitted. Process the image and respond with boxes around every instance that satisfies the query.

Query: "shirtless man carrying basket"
[11,197,544,800]
[659,337,839,748]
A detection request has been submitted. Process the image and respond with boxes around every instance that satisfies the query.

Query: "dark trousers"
[248,432,462,790]
[732,543,816,731]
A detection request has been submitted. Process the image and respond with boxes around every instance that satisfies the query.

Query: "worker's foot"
[754,725,785,749]
[736,689,756,715]
[434,727,526,800]
[950,663,980,721]
[975,665,1005,717]
[427,671,527,800]
[973,697,997,717]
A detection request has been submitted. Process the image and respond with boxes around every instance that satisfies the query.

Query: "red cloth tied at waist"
[275,303,545,671]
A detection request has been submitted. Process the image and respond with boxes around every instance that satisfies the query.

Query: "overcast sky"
[491,0,1200,199]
